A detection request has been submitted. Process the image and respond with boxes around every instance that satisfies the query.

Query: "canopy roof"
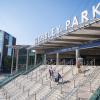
[33,18,100,52]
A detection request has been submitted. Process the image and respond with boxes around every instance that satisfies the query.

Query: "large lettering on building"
[66,2,100,30]
[35,2,100,45]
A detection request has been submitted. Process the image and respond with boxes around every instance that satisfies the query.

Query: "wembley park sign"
[35,2,100,45]
[66,2,100,30]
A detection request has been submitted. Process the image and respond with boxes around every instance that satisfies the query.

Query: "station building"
[0,30,16,73]
[32,2,100,72]
[1,2,100,74]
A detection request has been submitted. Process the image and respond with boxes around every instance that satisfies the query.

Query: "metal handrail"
[62,66,100,100]
[25,65,67,100]
[13,65,63,100]
[39,65,75,100]
[7,65,49,97]
[85,58,95,66]
[14,64,48,86]
[1,64,47,100]
[41,65,77,100]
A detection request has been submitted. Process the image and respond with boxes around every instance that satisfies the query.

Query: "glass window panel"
[7,35,13,56]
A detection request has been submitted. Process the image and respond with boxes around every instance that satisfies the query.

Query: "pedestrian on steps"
[49,67,54,79]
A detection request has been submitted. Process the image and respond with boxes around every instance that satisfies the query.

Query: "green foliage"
[3,56,12,68]
[13,57,16,67]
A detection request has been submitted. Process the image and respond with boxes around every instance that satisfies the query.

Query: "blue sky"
[0,0,99,45]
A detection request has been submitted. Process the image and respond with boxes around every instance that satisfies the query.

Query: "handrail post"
[94,58,95,66]
[84,69,85,77]
[60,84,63,94]
[41,78,43,85]
[36,72,37,81]
[9,96,10,100]
[28,89,30,97]
[62,67,63,74]
[31,71,33,76]
[72,65,73,76]
[40,71,42,77]
[46,74,48,80]
[13,79,15,85]
[23,86,25,92]
[27,74,28,79]
[76,90,79,100]
[31,75,33,81]
[90,81,92,92]
[74,79,75,88]
[6,92,7,100]
[15,82,17,86]
[39,72,41,79]
[34,93,36,100]
[50,81,52,89]
[19,83,21,89]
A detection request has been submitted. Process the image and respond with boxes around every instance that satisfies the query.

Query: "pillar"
[11,48,14,75]
[76,49,80,66]
[44,54,46,65]
[16,49,19,73]
[34,52,37,66]
[76,49,81,73]
[56,52,59,65]
[26,49,29,71]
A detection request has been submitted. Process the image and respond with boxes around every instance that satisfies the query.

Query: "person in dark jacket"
[53,70,63,84]
[49,67,54,79]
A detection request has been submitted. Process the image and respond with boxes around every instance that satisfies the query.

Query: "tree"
[2,56,12,73]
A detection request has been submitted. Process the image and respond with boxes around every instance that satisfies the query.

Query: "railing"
[0,62,44,100]
[6,65,48,98]
[41,64,94,100]
[22,62,43,75]
[0,61,43,89]
[7,65,70,100]
[1,65,99,100]
[3,65,58,100]
[84,58,95,66]
[12,65,98,100]
[61,66,100,100]
[41,65,76,100]
[22,65,64,100]
[0,72,21,88]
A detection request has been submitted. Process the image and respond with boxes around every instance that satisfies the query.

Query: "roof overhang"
[33,18,100,53]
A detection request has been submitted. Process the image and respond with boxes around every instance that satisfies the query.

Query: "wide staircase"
[0,65,100,100]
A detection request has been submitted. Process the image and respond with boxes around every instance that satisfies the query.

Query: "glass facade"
[0,30,16,72]
[0,32,3,52]
[7,35,13,56]
[0,31,4,69]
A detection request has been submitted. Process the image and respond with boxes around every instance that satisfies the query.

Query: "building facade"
[0,30,16,73]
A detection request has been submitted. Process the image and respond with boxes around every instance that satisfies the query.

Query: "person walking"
[49,67,53,79]
[53,70,63,84]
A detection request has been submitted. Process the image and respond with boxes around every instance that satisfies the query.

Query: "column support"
[56,52,59,65]
[44,54,46,65]
[34,52,37,66]
[11,48,14,75]
[16,49,19,73]
[76,48,81,73]
[26,49,29,71]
